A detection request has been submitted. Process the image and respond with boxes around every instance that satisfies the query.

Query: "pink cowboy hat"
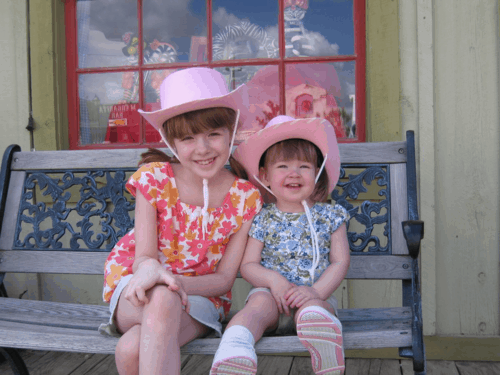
[138,67,249,132]
[233,115,341,194]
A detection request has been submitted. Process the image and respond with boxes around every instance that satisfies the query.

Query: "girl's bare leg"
[226,291,280,343]
[114,284,210,375]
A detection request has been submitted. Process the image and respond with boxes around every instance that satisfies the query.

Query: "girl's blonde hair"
[139,107,248,179]
[259,138,329,202]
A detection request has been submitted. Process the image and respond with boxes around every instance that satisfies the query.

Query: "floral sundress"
[103,162,263,317]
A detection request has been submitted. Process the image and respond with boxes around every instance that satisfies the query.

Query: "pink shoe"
[296,307,345,375]
[210,356,257,375]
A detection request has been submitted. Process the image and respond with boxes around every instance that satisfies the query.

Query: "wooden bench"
[0,131,426,375]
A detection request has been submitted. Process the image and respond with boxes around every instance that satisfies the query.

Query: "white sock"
[212,325,257,366]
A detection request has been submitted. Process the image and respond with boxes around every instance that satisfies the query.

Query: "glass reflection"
[284,62,355,139]
[143,69,179,143]
[284,0,353,57]
[78,0,138,69]
[79,72,140,145]
[142,0,207,64]
[212,0,279,61]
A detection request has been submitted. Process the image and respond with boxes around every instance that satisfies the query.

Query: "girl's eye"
[277,164,287,169]
[300,164,312,169]
[181,136,194,141]
[209,132,221,137]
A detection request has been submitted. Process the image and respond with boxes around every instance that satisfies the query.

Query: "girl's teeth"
[197,158,214,165]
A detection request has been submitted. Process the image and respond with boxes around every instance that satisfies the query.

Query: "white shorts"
[98,274,225,338]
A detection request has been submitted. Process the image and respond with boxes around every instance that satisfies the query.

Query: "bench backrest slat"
[0,250,413,279]
[390,163,409,255]
[9,142,407,171]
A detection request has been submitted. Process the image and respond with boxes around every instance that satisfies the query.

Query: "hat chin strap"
[253,153,328,284]
[201,109,240,240]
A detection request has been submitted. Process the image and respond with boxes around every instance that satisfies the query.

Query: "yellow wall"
[0,0,31,153]
[433,0,500,336]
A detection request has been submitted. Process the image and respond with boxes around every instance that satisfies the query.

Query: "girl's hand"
[124,259,188,310]
[269,275,295,316]
[168,275,191,314]
[284,286,322,309]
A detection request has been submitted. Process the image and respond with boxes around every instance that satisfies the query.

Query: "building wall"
[0,0,30,152]
[433,0,500,336]
[2,0,500,343]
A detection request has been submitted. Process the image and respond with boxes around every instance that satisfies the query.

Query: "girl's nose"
[196,136,210,152]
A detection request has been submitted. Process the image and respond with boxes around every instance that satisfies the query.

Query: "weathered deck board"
[426,360,460,374]
[256,355,294,375]
[454,360,500,375]
[288,356,315,375]
[3,351,500,375]
[67,354,114,375]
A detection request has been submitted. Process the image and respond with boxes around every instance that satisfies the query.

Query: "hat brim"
[138,83,249,131]
[233,118,340,195]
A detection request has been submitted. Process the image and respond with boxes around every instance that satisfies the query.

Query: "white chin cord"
[253,154,327,284]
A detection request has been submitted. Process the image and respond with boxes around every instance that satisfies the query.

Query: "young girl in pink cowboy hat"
[211,115,350,375]
[100,67,263,375]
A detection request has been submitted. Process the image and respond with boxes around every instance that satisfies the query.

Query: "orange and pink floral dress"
[103,162,263,317]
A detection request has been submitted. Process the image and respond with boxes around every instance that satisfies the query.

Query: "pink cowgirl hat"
[233,115,341,195]
[138,67,249,147]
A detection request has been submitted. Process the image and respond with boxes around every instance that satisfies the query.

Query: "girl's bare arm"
[311,223,350,300]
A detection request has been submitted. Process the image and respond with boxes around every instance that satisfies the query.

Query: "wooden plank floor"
[1,350,500,375]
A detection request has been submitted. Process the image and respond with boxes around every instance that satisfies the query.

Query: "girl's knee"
[144,285,183,320]
[245,292,279,316]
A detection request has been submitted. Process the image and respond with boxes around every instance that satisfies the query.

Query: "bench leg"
[399,257,427,374]
[0,273,7,297]
[0,348,30,375]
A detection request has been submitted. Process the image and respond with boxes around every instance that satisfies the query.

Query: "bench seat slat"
[0,251,413,279]
[0,297,412,330]
[10,142,408,171]
[0,305,412,354]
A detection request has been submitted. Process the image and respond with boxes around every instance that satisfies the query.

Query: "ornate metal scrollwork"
[14,169,136,251]
[331,165,391,254]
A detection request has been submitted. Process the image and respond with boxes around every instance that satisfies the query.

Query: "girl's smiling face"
[260,158,317,212]
[173,127,231,181]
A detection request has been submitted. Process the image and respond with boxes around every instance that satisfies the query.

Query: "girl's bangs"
[263,139,321,167]
[163,107,236,143]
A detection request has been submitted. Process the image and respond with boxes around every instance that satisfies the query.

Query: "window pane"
[285,0,353,58]
[142,69,179,143]
[79,72,140,145]
[142,0,207,64]
[219,65,280,142]
[284,61,356,140]
[212,0,279,61]
[78,0,138,69]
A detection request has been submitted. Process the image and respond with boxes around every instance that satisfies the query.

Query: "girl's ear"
[259,167,270,186]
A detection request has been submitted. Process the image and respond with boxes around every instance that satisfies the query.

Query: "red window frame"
[64,0,365,149]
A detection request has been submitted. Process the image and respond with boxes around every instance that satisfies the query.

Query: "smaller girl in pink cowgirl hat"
[211,115,350,375]
[100,67,263,375]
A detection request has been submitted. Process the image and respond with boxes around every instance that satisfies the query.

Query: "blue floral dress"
[248,202,350,286]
